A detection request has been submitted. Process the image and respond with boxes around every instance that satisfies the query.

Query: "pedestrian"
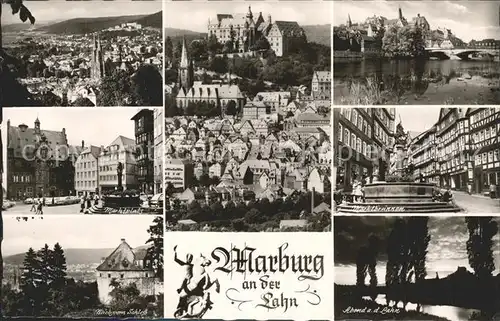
[30,198,36,212]
[94,194,99,206]
[37,197,43,215]
[80,194,85,213]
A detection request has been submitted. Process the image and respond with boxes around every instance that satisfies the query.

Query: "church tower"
[177,37,194,91]
[91,34,104,80]
[398,6,403,20]
[347,14,352,27]
[34,117,40,135]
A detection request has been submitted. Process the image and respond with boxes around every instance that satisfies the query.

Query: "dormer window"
[122,259,129,268]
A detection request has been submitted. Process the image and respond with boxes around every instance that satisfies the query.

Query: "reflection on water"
[337,264,487,321]
[334,59,500,104]
[334,59,498,80]
[361,295,479,321]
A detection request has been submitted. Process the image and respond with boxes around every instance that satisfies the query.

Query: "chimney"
[62,128,66,136]
[267,14,272,24]
[121,238,126,242]
[81,140,84,149]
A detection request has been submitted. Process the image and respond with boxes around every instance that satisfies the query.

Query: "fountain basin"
[364,182,434,203]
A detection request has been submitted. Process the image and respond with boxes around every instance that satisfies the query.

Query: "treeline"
[165,35,330,88]
[98,65,163,106]
[333,24,427,58]
[2,243,99,317]
[167,191,332,232]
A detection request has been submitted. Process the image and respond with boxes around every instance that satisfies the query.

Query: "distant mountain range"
[4,11,162,35]
[4,245,150,266]
[165,24,331,47]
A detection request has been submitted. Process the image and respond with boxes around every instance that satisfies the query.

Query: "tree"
[131,64,162,106]
[224,100,237,116]
[165,36,173,62]
[72,96,95,107]
[145,216,164,281]
[109,280,142,311]
[98,70,132,106]
[49,243,67,288]
[20,247,40,315]
[199,173,211,187]
[253,36,270,51]
[466,217,498,279]
[407,217,430,283]
[207,34,222,55]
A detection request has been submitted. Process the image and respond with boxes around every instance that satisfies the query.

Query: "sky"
[4,0,162,25]
[2,107,149,147]
[164,1,333,33]
[333,0,500,42]
[2,215,158,256]
[397,107,440,134]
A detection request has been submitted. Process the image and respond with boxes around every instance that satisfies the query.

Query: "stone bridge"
[425,48,499,60]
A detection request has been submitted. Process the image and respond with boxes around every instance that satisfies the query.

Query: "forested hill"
[35,11,162,34]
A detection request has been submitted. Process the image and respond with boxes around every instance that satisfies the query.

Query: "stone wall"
[96,270,156,304]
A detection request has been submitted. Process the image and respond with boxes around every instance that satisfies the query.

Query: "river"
[334,59,500,105]
[335,217,500,320]
[336,264,480,320]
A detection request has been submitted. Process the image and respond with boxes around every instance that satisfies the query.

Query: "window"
[108,273,111,278]
[120,274,124,279]
[339,124,343,142]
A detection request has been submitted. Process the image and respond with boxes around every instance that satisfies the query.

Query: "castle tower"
[178,37,194,91]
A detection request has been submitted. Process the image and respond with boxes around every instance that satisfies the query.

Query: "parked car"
[2,200,16,210]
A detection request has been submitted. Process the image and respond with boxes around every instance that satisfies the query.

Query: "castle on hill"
[207,6,305,57]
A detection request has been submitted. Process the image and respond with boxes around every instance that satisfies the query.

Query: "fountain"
[337,123,462,213]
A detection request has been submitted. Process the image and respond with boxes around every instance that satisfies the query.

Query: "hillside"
[165,25,331,47]
[302,24,331,47]
[4,245,151,266]
[135,11,162,29]
[36,11,162,34]
[165,27,207,44]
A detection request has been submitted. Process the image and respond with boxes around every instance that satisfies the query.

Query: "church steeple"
[398,6,403,19]
[347,14,352,27]
[180,37,189,68]
[34,117,40,134]
[178,37,193,91]
[246,5,253,19]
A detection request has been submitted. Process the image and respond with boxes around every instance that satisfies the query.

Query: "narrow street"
[453,191,500,214]
[3,203,82,215]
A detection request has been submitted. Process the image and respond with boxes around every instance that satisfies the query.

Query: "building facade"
[311,71,331,101]
[74,144,101,196]
[6,118,76,200]
[153,109,163,194]
[207,6,305,57]
[164,156,194,190]
[334,108,395,191]
[99,136,138,193]
[96,238,155,305]
[407,108,499,194]
[131,109,154,194]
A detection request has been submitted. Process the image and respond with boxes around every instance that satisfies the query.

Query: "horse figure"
[175,254,220,319]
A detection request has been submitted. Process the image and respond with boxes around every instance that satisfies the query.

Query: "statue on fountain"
[117,162,124,192]
[388,122,409,177]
